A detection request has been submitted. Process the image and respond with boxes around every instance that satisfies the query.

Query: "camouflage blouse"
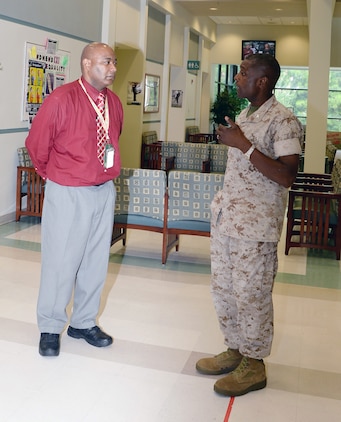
[212,95,304,242]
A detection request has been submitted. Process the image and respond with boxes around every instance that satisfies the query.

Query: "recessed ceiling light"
[210,7,218,11]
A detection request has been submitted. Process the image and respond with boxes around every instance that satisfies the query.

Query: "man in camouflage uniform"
[196,54,303,396]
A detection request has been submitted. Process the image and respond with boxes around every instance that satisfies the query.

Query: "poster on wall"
[127,81,142,105]
[22,40,71,125]
[171,90,183,108]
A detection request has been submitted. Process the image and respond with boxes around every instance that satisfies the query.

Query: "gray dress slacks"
[37,179,115,333]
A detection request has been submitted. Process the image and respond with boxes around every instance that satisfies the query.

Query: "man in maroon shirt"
[26,42,123,357]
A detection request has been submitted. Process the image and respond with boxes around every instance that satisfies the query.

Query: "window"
[212,65,341,131]
[212,64,238,98]
[274,68,309,126]
[327,69,341,131]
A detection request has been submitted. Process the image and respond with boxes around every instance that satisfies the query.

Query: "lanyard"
[78,79,110,136]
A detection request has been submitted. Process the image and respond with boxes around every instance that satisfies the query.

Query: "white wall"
[211,18,341,68]
[0,0,102,41]
[0,19,87,222]
[167,65,187,142]
[150,0,216,45]
[211,24,309,67]
[169,18,185,67]
[113,47,145,168]
[115,0,143,49]
[185,73,198,124]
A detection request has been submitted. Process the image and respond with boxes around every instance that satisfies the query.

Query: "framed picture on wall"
[242,40,276,59]
[171,90,183,108]
[144,74,160,113]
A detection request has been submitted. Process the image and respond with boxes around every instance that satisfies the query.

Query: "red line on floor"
[223,396,235,422]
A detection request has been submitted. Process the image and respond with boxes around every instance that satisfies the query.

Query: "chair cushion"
[332,159,341,193]
[17,147,33,167]
[142,131,158,144]
[161,142,211,172]
[209,144,228,173]
[167,170,224,231]
[17,147,34,186]
[167,220,210,231]
[185,126,200,142]
[175,143,209,172]
[114,168,167,223]
[114,214,164,228]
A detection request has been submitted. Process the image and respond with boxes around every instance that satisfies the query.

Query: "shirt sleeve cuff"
[275,138,302,157]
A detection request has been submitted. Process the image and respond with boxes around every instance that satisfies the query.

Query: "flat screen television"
[241,40,276,60]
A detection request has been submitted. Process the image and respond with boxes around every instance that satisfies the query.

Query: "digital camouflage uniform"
[211,95,303,359]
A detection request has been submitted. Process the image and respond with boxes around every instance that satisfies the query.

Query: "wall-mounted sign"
[187,60,200,70]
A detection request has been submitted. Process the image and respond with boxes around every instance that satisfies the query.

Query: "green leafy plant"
[210,86,248,125]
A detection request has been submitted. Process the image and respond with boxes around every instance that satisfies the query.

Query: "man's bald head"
[81,43,112,70]
[80,42,117,91]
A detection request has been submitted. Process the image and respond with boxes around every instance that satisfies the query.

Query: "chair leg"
[162,232,179,264]
[284,221,293,255]
[111,226,126,246]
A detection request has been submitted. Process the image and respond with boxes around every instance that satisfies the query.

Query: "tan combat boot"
[214,356,267,396]
[196,349,243,375]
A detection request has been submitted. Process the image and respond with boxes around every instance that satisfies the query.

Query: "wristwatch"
[244,144,256,160]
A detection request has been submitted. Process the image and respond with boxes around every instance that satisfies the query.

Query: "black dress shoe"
[67,326,113,347]
[39,333,60,357]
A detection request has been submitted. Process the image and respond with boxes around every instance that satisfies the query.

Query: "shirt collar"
[80,77,107,102]
[242,95,276,122]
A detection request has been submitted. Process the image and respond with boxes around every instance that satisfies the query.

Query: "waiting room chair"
[16,147,45,221]
[111,167,178,263]
[285,162,341,260]
[161,142,210,173]
[140,131,162,169]
[185,126,214,143]
[163,170,224,259]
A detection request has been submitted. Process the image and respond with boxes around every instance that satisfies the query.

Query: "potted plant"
[210,85,248,127]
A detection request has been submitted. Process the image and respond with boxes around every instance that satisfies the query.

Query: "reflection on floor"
[0,217,340,421]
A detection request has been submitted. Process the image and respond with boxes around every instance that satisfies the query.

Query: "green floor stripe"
[276,251,341,289]
[109,252,211,274]
[1,217,340,285]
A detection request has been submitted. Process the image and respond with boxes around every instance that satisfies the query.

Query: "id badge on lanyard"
[78,79,115,169]
[104,144,114,169]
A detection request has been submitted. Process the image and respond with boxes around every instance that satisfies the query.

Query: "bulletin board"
[22,40,71,124]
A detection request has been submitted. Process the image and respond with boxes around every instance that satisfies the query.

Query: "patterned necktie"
[96,92,106,165]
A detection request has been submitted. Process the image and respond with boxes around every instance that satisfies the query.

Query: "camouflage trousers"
[210,224,278,359]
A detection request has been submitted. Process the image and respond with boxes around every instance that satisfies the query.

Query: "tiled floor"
[0,217,340,422]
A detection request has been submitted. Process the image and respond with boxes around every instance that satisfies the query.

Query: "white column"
[101,0,118,45]
[304,0,335,173]
[160,14,171,141]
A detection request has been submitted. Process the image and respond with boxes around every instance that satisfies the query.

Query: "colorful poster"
[23,41,70,124]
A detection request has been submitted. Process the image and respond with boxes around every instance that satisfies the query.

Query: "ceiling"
[172,0,341,26]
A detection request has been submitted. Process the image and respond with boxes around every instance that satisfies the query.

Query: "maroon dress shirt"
[25,77,123,186]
